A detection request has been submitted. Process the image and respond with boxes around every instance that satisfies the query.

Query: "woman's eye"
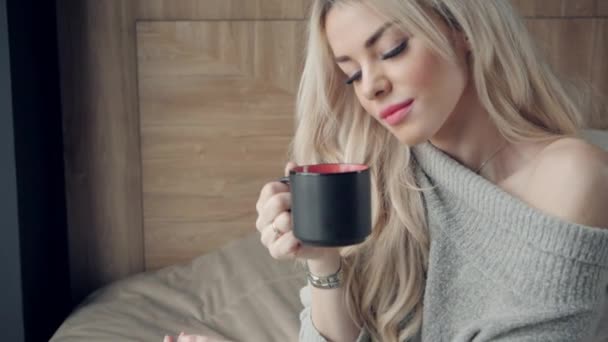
[382,40,408,60]
[343,39,408,85]
[345,71,362,85]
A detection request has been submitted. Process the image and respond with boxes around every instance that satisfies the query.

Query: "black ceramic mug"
[279,163,372,247]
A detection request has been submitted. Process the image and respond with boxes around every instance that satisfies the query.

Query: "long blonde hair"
[290,1,601,340]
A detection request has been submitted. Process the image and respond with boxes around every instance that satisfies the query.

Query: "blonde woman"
[255,0,608,341]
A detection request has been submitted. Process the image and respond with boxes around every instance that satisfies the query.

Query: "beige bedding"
[51,233,306,342]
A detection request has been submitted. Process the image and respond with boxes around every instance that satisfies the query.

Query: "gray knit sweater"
[299,141,608,341]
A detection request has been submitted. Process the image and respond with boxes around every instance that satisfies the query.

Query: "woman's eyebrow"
[334,21,394,64]
[365,21,393,48]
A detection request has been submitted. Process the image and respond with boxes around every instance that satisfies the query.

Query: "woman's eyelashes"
[381,40,408,60]
[345,71,362,85]
[345,39,409,85]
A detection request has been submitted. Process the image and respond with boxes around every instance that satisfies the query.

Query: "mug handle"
[278,176,291,212]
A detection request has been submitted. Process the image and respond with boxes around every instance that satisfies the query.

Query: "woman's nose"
[362,69,391,100]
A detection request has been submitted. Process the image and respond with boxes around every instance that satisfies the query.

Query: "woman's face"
[324,3,470,146]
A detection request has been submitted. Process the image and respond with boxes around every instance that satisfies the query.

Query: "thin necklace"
[474,141,508,174]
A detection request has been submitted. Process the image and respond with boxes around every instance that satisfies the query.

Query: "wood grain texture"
[599,1,608,16]
[511,0,604,17]
[590,19,608,127]
[525,19,595,81]
[56,0,144,302]
[525,18,608,128]
[136,0,309,20]
[137,21,304,268]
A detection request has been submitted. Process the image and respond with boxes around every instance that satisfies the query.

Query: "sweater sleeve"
[298,286,370,342]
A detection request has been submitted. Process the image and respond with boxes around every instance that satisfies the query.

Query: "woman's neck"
[429,86,508,177]
[428,90,554,185]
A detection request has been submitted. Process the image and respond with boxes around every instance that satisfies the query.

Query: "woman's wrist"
[306,250,342,277]
[306,259,343,289]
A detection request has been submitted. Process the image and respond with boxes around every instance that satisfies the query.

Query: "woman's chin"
[391,128,429,147]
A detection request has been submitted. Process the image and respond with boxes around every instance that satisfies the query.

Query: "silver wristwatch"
[306,259,343,289]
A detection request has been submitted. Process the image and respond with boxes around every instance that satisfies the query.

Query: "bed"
[51,233,306,341]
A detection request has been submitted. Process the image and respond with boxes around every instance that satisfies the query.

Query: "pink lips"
[380,99,414,126]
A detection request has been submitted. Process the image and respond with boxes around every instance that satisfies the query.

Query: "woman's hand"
[163,332,232,342]
[255,162,340,263]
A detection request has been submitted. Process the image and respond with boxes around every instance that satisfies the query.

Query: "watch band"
[306,259,343,289]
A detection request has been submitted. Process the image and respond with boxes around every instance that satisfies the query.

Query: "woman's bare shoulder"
[524,137,608,228]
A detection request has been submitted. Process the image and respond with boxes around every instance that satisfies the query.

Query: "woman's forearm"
[307,257,361,342]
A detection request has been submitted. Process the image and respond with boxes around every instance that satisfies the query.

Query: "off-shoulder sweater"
[299,141,608,342]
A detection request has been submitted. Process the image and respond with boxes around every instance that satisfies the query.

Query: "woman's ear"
[455,29,471,53]
[449,28,469,55]
[449,29,472,67]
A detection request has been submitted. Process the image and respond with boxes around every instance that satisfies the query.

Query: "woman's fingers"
[165,332,234,342]
[260,211,291,247]
[256,181,288,214]
[260,222,278,247]
[256,161,295,216]
[255,161,309,262]
[255,192,291,232]
[173,333,224,342]
[273,211,291,234]
[285,161,297,177]
[268,231,301,260]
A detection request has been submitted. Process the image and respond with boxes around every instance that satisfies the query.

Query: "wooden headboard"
[56,0,608,302]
